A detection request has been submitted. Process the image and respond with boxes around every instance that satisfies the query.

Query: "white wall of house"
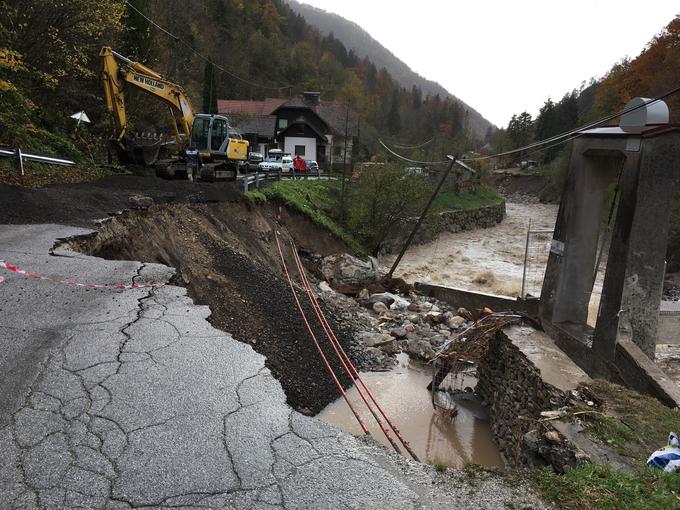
[283,136,317,161]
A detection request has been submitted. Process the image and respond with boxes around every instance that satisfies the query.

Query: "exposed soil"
[0,174,243,227]
[489,171,558,203]
[70,201,358,414]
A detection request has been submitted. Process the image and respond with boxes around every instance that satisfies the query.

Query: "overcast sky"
[297,1,679,127]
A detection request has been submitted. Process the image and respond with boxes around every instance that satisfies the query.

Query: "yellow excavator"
[100,46,248,180]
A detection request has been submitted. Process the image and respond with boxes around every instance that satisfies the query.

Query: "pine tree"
[202,57,218,114]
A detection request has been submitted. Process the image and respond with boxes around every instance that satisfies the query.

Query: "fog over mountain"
[286,0,495,139]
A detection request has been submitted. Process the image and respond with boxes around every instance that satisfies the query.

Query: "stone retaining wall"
[381,201,506,253]
[476,325,590,466]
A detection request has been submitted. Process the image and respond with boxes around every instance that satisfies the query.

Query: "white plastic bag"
[647,432,680,472]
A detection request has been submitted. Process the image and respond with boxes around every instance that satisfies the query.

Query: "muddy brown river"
[319,354,503,468]
[381,202,559,297]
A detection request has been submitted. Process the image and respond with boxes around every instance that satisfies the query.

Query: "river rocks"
[314,271,475,366]
[426,311,444,324]
[447,316,466,328]
[372,301,389,314]
[372,292,410,310]
[355,332,391,348]
[389,327,407,339]
[362,293,395,309]
[318,281,334,293]
[406,339,435,360]
[457,307,474,321]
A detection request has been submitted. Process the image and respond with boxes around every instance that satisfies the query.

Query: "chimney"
[303,91,321,105]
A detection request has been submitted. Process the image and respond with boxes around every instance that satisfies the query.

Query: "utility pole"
[387,155,457,279]
[340,102,350,224]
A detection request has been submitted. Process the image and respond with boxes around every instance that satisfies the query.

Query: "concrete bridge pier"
[539,98,680,404]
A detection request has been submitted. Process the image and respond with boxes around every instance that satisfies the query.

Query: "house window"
[294,145,306,156]
[278,119,288,129]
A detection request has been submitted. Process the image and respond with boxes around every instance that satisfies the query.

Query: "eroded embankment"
[70,201,356,413]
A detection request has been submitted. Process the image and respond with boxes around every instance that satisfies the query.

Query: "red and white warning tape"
[0,259,163,290]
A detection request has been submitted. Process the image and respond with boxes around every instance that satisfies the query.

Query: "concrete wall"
[415,283,538,318]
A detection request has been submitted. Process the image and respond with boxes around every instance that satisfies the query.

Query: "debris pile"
[315,253,480,370]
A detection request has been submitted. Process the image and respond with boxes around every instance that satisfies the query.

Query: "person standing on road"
[294,155,304,172]
[184,144,202,182]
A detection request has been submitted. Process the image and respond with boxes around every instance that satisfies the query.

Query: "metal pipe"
[521,219,532,299]
[0,149,75,167]
[387,155,456,279]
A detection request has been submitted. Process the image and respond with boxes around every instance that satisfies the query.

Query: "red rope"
[274,231,369,435]
[288,239,403,456]
[289,240,421,462]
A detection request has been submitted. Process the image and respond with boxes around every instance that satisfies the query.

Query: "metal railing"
[520,221,554,299]
[240,169,337,192]
[0,148,75,175]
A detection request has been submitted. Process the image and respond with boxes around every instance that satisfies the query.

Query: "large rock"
[361,294,395,309]
[406,338,435,361]
[389,328,408,339]
[370,292,410,310]
[355,331,393,348]
[372,301,389,314]
[447,316,466,329]
[321,254,382,289]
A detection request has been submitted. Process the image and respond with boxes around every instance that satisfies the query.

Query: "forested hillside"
[285,0,494,139]
[0,0,485,165]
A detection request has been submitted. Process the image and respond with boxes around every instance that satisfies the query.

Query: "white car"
[258,153,294,172]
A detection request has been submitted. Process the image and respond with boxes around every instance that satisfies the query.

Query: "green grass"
[432,186,504,211]
[244,190,267,205]
[433,462,448,472]
[579,380,680,462]
[530,464,680,510]
[527,380,680,509]
[261,180,364,254]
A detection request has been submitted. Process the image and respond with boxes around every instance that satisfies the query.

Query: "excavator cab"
[190,114,248,163]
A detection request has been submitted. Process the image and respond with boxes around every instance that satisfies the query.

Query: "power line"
[124,0,293,93]
[380,86,680,165]
[378,139,449,165]
[392,137,434,150]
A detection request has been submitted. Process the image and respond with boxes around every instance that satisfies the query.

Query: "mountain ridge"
[286,0,495,138]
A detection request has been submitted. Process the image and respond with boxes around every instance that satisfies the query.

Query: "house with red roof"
[218,92,358,167]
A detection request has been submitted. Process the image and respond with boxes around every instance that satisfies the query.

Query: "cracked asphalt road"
[0,223,548,509]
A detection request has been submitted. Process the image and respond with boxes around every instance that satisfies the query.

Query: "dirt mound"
[71,201,356,413]
[490,173,555,202]
[0,174,243,226]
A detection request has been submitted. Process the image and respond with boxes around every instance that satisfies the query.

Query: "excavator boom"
[99,46,195,161]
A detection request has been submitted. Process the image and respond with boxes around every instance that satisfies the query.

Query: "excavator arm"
[99,46,195,155]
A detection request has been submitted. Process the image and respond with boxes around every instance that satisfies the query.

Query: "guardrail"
[0,148,75,175]
[239,169,337,192]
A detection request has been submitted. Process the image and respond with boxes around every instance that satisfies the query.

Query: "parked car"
[520,160,538,171]
[306,160,319,173]
[281,155,293,172]
[258,150,293,172]
[245,152,264,173]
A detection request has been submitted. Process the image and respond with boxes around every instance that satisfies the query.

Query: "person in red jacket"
[294,155,304,172]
